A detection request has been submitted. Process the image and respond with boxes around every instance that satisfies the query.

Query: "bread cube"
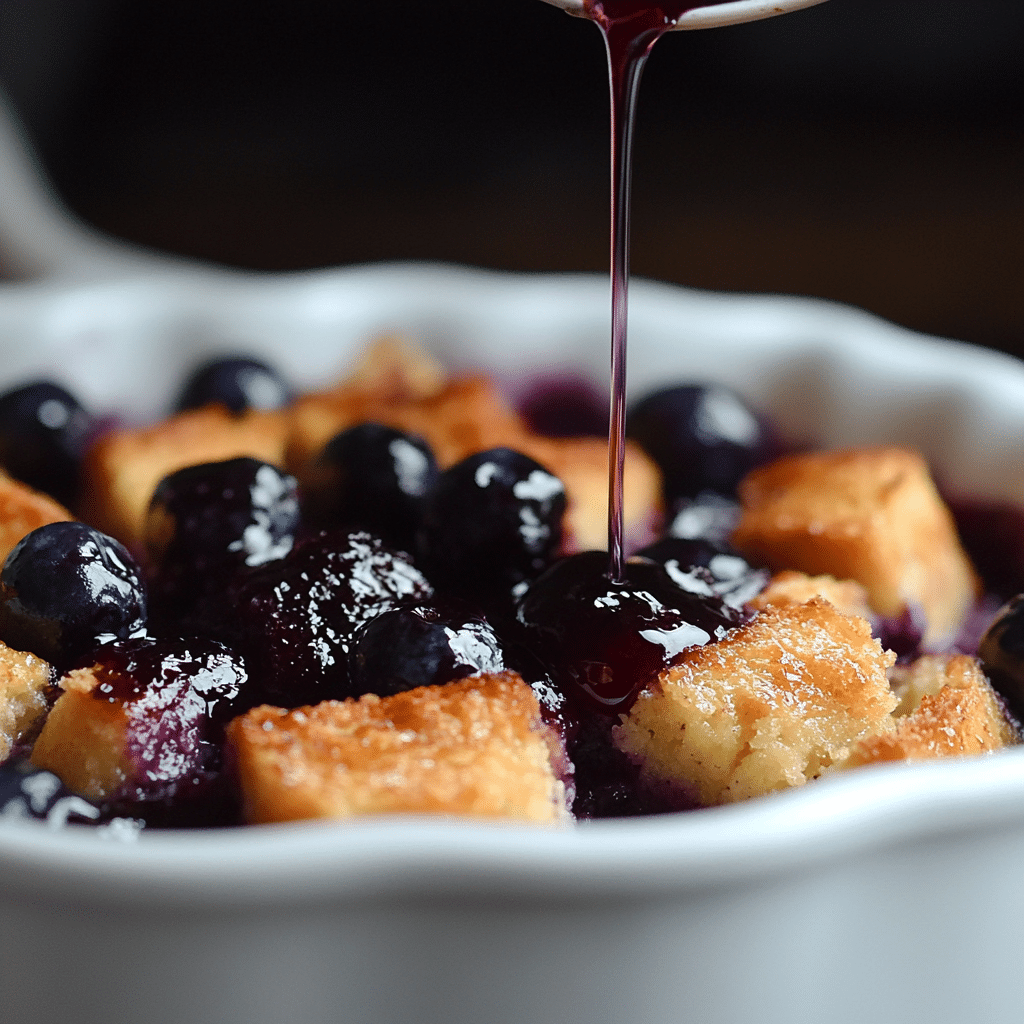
[614,597,897,805]
[731,447,978,648]
[228,672,568,824]
[80,406,289,548]
[748,570,873,621]
[0,470,73,566]
[839,654,1018,767]
[30,668,131,800]
[0,642,52,760]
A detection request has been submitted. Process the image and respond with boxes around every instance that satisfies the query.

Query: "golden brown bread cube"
[838,654,1018,768]
[748,570,873,621]
[30,667,131,800]
[731,447,978,649]
[287,373,524,476]
[0,642,52,761]
[516,434,661,553]
[0,470,73,565]
[613,597,897,805]
[227,672,568,824]
[79,405,289,549]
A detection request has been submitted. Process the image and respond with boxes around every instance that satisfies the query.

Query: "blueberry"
[0,381,95,507]
[176,356,292,414]
[0,522,147,670]
[418,448,566,615]
[627,384,773,501]
[637,536,768,611]
[232,529,433,706]
[145,458,299,626]
[348,600,505,697]
[517,550,740,715]
[978,595,1024,721]
[302,424,438,553]
[0,759,102,826]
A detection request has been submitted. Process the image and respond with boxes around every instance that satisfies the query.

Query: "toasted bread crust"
[0,471,73,566]
[80,406,289,548]
[228,672,567,824]
[615,598,897,805]
[840,655,1018,767]
[732,447,978,648]
[0,641,52,761]
[748,570,874,621]
[30,668,131,800]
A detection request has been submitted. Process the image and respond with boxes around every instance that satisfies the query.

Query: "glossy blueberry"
[0,522,147,670]
[0,381,95,507]
[517,551,740,716]
[0,759,102,826]
[302,424,438,553]
[418,448,566,614]
[348,600,505,697]
[233,529,433,706]
[978,595,1024,721]
[627,383,772,501]
[637,536,768,611]
[176,356,292,414]
[145,458,299,623]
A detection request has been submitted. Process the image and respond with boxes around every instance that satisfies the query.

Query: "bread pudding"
[0,339,1018,828]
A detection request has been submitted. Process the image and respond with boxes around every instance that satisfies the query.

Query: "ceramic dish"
[1,262,1024,1024]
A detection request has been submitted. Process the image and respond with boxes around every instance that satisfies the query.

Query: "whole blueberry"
[176,356,292,414]
[0,759,103,826]
[418,448,566,614]
[0,381,95,507]
[348,600,505,697]
[302,423,438,553]
[0,522,147,669]
[627,384,772,501]
[232,529,433,706]
[145,458,299,625]
[979,595,1024,721]
[637,536,768,611]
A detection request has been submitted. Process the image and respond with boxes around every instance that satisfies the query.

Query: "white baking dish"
[1,260,1024,1024]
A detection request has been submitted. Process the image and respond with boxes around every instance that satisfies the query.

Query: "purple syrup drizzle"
[581,0,723,580]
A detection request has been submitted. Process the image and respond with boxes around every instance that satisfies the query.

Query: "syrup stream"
[583,1,719,581]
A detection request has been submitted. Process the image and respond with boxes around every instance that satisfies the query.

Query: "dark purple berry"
[520,376,608,438]
[637,536,768,611]
[0,381,95,507]
[628,384,772,501]
[176,356,292,414]
[666,491,742,547]
[77,636,248,825]
[145,458,299,625]
[0,522,147,670]
[348,600,504,697]
[419,448,566,613]
[233,529,433,706]
[978,595,1024,721]
[302,424,437,552]
[517,550,740,716]
[0,759,103,826]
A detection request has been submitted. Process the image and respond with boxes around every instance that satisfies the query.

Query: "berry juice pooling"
[582,0,724,579]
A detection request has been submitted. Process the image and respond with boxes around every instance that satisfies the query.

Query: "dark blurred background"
[2,0,1024,355]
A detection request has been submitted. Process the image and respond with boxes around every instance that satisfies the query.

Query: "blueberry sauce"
[81,636,248,825]
[518,550,739,715]
[582,0,724,579]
